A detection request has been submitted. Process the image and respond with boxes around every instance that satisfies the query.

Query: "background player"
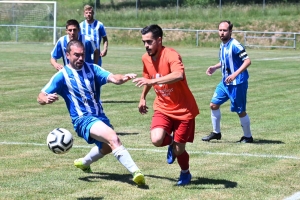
[202,20,253,143]
[51,19,99,70]
[80,5,108,66]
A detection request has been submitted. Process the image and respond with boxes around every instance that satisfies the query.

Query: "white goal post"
[0,0,57,44]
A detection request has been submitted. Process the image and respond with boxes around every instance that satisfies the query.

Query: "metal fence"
[0,24,299,49]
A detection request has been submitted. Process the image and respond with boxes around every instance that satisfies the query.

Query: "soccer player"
[38,40,145,186]
[50,19,99,71]
[132,24,199,186]
[202,20,253,143]
[80,5,108,67]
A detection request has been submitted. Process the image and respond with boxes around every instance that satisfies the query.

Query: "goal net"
[0,1,57,44]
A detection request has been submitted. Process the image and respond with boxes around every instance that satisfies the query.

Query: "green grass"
[0,43,300,199]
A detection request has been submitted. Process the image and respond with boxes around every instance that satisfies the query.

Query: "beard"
[72,61,83,69]
[220,34,231,43]
[146,48,157,57]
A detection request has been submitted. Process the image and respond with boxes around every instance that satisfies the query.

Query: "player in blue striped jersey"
[80,5,108,67]
[39,40,145,185]
[202,20,253,143]
[50,19,99,71]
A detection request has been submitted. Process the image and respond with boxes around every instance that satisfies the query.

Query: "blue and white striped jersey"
[51,34,97,65]
[219,38,249,85]
[41,62,111,123]
[80,20,107,50]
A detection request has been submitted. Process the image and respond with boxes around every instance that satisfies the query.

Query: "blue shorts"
[73,115,112,148]
[211,81,248,113]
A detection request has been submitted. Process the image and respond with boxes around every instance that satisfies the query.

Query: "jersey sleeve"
[233,42,249,61]
[92,64,111,85]
[51,39,63,59]
[41,71,65,94]
[99,24,107,38]
[168,50,184,73]
[141,54,151,79]
[79,22,84,34]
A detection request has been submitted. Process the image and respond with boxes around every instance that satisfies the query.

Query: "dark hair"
[66,19,80,30]
[219,20,233,31]
[66,40,84,53]
[141,24,163,39]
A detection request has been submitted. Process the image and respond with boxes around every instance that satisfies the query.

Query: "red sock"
[177,150,189,171]
[160,134,172,147]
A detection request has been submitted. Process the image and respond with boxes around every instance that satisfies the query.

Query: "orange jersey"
[142,47,199,120]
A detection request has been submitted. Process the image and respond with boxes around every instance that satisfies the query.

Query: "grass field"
[0,43,300,200]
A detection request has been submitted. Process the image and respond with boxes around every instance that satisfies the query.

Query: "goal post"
[0,1,57,44]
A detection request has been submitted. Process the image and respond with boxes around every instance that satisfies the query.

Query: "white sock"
[211,109,221,133]
[82,146,104,166]
[112,145,139,174]
[240,114,252,137]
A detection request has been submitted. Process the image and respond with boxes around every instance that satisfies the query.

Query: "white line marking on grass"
[284,192,300,200]
[254,56,300,61]
[1,141,300,160]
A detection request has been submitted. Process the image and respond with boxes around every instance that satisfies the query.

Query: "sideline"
[284,192,300,200]
[254,56,300,61]
[1,141,300,160]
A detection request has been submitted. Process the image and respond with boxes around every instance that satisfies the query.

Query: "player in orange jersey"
[133,24,199,186]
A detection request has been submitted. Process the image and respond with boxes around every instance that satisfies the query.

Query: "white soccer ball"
[47,128,73,154]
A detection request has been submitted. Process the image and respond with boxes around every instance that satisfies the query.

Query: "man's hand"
[100,49,107,57]
[206,66,218,76]
[108,73,137,84]
[46,93,59,104]
[123,73,137,81]
[53,63,63,71]
[51,58,64,71]
[138,99,148,115]
[132,77,153,87]
[38,92,59,105]
[225,74,236,84]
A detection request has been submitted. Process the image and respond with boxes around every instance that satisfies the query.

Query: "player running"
[133,24,199,186]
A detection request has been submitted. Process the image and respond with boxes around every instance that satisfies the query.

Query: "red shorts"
[151,110,195,143]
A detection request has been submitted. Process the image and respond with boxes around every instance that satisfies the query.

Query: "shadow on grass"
[146,174,177,182]
[116,132,139,136]
[252,139,284,144]
[189,177,237,189]
[78,172,149,189]
[147,174,237,189]
[102,100,139,104]
[79,173,236,189]
[77,197,103,200]
[204,139,284,144]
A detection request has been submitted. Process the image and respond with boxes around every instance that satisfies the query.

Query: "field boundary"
[1,141,300,160]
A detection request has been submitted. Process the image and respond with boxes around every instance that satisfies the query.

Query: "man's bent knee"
[108,135,122,149]
[150,128,166,147]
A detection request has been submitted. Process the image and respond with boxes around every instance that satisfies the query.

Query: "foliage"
[183,0,214,6]
[93,0,300,7]
[1,2,300,48]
